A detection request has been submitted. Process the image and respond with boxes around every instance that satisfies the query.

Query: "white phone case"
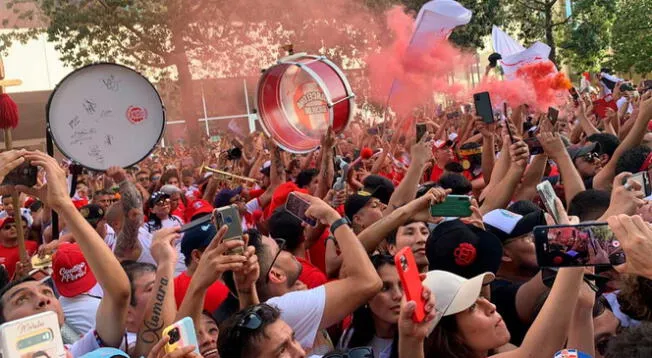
[0,311,66,358]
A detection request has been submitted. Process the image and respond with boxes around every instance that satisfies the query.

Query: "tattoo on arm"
[114,181,143,258]
[139,277,169,344]
[271,145,286,183]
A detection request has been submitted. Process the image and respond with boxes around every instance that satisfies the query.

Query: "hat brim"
[424,271,494,334]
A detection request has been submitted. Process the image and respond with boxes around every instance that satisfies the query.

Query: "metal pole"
[244,79,255,133]
[201,83,210,136]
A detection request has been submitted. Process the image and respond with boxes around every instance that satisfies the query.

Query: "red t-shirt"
[173,271,230,313]
[0,241,38,278]
[429,165,445,182]
[297,257,327,289]
[307,229,329,275]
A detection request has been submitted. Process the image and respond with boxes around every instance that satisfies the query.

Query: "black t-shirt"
[490,279,530,346]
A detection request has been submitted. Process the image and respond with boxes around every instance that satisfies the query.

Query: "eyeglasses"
[264,238,286,284]
[323,347,374,358]
[155,199,170,207]
[2,224,15,230]
[138,177,150,182]
[234,306,265,340]
[580,152,599,163]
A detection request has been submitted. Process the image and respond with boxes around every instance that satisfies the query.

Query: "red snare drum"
[257,54,355,153]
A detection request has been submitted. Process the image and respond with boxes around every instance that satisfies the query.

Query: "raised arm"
[108,167,144,261]
[594,93,652,191]
[513,154,548,202]
[538,132,586,205]
[21,152,130,348]
[256,139,285,209]
[315,129,336,200]
[480,138,528,214]
[133,228,180,356]
[296,193,382,330]
[384,137,433,215]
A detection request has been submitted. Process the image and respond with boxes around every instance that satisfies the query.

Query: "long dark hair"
[347,254,399,358]
[425,315,479,358]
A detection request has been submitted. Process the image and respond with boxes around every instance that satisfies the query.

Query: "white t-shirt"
[104,224,116,251]
[337,328,393,358]
[266,285,326,350]
[60,290,102,336]
[66,328,127,357]
[616,96,633,114]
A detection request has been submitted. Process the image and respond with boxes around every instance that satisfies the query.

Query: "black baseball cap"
[148,191,170,208]
[344,189,379,220]
[427,220,503,278]
[79,204,105,226]
[362,175,395,205]
[181,222,218,260]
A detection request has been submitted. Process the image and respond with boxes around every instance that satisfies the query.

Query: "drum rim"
[256,55,353,153]
[46,62,166,171]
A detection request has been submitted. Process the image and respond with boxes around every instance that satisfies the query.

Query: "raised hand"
[151,227,181,265]
[608,214,652,280]
[398,276,436,340]
[17,151,70,211]
[0,149,26,184]
[292,192,341,226]
[147,335,201,358]
[106,166,128,184]
[193,226,247,289]
[233,244,260,293]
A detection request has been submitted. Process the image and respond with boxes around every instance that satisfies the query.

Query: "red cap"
[52,243,97,297]
[185,199,213,222]
[0,216,14,229]
[72,198,89,209]
[24,197,36,209]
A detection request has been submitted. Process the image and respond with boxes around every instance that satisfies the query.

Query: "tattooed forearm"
[114,181,143,258]
[271,144,286,184]
[139,276,169,344]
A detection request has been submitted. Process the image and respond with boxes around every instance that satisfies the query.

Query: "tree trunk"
[171,34,200,146]
[545,2,557,65]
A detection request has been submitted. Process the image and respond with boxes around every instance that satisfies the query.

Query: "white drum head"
[47,63,165,170]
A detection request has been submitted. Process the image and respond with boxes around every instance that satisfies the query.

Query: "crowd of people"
[1,74,652,358]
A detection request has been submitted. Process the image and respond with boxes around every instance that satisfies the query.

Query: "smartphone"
[628,171,651,196]
[367,127,379,135]
[213,205,244,255]
[284,192,317,226]
[0,311,66,358]
[524,136,544,155]
[474,92,494,124]
[162,317,200,354]
[1,161,38,187]
[446,111,460,120]
[430,195,472,217]
[536,181,561,224]
[179,214,212,233]
[569,87,580,105]
[504,120,515,143]
[394,247,426,322]
[534,223,626,267]
[547,107,559,126]
[416,123,427,142]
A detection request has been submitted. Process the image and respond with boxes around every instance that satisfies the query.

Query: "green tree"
[0,0,392,143]
[503,0,616,67]
[608,0,652,75]
[399,0,509,49]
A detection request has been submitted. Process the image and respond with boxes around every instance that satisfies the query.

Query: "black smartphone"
[367,127,379,135]
[524,136,544,155]
[504,120,515,143]
[1,162,38,187]
[285,192,317,226]
[473,92,494,124]
[569,87,580,105]
[416,123,427,142]
[547,107,559,126]
[534,223,625,267]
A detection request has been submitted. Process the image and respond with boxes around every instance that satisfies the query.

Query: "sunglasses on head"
[234,305,271,340]
[323,347,374,358]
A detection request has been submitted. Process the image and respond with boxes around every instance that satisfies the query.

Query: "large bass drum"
[257,54,355,153]
[47,63,165,170]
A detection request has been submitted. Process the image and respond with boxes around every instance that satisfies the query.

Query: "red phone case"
[394,247,426,322]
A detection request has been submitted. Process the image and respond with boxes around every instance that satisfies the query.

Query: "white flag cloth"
[412,0,472,47]
[491,26,555,79]
[491,25,524,58]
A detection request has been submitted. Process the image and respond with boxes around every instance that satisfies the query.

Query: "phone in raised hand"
[394,247,426,322]
[285,192,317,226]
[162,317,200,354]
[474,92,494,124]
[534,223,626,267]
[536,181,561,224]
[212,205,244,255]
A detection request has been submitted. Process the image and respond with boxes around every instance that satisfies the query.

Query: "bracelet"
[329,217,351,235]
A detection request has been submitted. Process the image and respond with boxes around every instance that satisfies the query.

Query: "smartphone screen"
[548,107,559,125]
[1,162,38,187]
[474,92,494,124]
[430,195,472,217]
[285,192,317,226]
[416,123,427,142]
[536,181,560,224]
[534,223,626,267]
[394,247,426,322]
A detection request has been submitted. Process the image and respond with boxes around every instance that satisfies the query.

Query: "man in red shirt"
[175,222,230,312]
[429,140,455,182]
[268,208,327,289]
[0,216,37,279]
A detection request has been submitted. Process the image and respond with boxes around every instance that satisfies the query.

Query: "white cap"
[423,270,495,334]
[482,209,523,235]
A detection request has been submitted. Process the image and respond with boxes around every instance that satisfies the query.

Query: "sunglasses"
[155,199,171,207]
[580,152,599,162]
[264,238,286,284]
[2,224,15,230]
[234,306,265,340]
[138,177,150,182]
[323,347,374,358]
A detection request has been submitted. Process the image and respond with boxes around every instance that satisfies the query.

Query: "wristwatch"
[330,217,351,235]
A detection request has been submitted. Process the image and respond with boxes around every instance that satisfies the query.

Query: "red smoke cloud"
[365,6,572,115]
